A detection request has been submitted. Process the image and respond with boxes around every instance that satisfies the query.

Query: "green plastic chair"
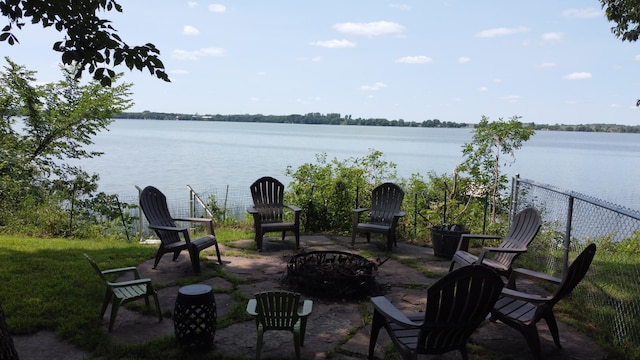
[246,290,313,360]
[84,253,163,331]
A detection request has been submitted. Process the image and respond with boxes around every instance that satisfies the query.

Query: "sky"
[4,1,640,126]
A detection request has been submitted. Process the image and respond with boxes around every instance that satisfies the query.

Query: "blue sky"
[4,1,640,125]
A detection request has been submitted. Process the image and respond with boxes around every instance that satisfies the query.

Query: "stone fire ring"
[285,250,379,299]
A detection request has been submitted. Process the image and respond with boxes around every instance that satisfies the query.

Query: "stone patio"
[13,235,606,359]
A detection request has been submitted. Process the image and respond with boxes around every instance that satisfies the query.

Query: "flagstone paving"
[13,235,605,359]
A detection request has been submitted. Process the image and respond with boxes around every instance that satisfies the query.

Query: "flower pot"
[430,224,470,259]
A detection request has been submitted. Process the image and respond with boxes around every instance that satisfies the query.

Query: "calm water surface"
[83,119,640,211]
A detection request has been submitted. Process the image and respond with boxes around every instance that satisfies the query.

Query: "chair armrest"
[174,217,212,224]
[457,233,502,251]
[299,299,313,317]
[500,288,552,303]
[101,266,138,275]
[395,211,406,218]
[174,217,215,234]
[285,205,302,213]
[506,267,562,290]
[107,278,153,288]
[476,246,527,263]
[246,299,258,316]
[371,296,421,329]
[148,224,188,233]
[353,208,369,214]
[246,206,258,214]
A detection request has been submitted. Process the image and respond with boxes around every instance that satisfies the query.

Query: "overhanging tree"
[458,115,535,222]
[0,0,169,86]
[0,57,132,235]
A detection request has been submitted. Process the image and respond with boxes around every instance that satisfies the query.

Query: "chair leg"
[255,231,263,251]
[153,250,164,269]
[152,292,163,322]
[294,229,300,249]
[293,330,302,360]
[368,310,385,359]
[100,290,112,318]
[188,245,201,273]
[300,317,308,346]
[521,324,543,360]
[172,250,181,261]
[214,242,223,264]
[281,231,286,241]
[109,298,122,332]
[543,312,563,349]
[255,325,264,360]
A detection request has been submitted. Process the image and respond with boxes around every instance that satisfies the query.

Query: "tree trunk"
[0,302,19,360]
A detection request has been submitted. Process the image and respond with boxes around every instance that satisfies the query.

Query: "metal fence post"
[563,195,574,274]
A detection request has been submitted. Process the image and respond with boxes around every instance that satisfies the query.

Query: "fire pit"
[285,251,381,299]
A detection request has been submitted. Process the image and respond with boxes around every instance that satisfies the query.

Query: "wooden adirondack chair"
[490,243,597,360]
[139,186,222,273]
[351,182,405,251]
[368,265,504,360]
[246,290,313,360]
[449,207,542,277]
[247,176,301,251]
[84,253,162,331]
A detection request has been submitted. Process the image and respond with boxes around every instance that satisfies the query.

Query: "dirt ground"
[11,235,606,359]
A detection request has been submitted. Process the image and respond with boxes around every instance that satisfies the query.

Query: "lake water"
[81,119,640,211]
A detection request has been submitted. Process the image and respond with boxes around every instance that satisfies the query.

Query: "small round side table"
[174,284,217,350]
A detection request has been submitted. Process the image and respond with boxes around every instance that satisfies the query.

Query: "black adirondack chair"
[368,265,504,359]
[139,186,222,273]
[247,176,301,251]
[449,207,542,278]
[351,182,405,251]
[490,243,597,360]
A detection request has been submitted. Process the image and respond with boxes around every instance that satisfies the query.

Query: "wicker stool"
[174,284,217,350]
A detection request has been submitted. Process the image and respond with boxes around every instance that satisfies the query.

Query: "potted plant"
[428,171,471,259]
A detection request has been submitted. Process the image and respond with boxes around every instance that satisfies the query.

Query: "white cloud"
[183,25,200,36]
[310,39,356,48]
[478,86,489,92]
[389,3,411,11]
[333,21,405,36]
[475,26,529,38]
[562,72,592,80]
[170,69,189,75]
[563,8,602,19]
[541,32,563,42]
[537,62,557,69]
[188,2,198,8]
[360,82,388,91]
[396,55,432,64]
[635,54,640,61]
[458,56,471,64]
[208,4,226,13]
[502,95,521,103]
[172,47,227,60]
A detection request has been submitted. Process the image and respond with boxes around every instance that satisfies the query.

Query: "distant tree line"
[115,111,640,133]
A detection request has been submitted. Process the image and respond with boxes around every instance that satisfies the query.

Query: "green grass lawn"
[0,226,254,359]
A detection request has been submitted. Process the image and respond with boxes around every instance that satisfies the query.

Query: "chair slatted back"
[250,176,286,224]
[493,207,542,268]
[418,265,504,353]
[369,183,404,225]
[139,186,181,246]
[84,253,107,283]
[548,243,596,308]
[254,291,301,330]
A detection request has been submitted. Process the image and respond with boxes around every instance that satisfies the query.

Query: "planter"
[430,224,470,259]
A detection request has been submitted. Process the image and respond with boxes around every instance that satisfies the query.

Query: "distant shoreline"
[115,112,640,134]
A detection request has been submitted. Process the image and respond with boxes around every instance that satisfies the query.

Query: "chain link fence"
[512,175,640,355]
